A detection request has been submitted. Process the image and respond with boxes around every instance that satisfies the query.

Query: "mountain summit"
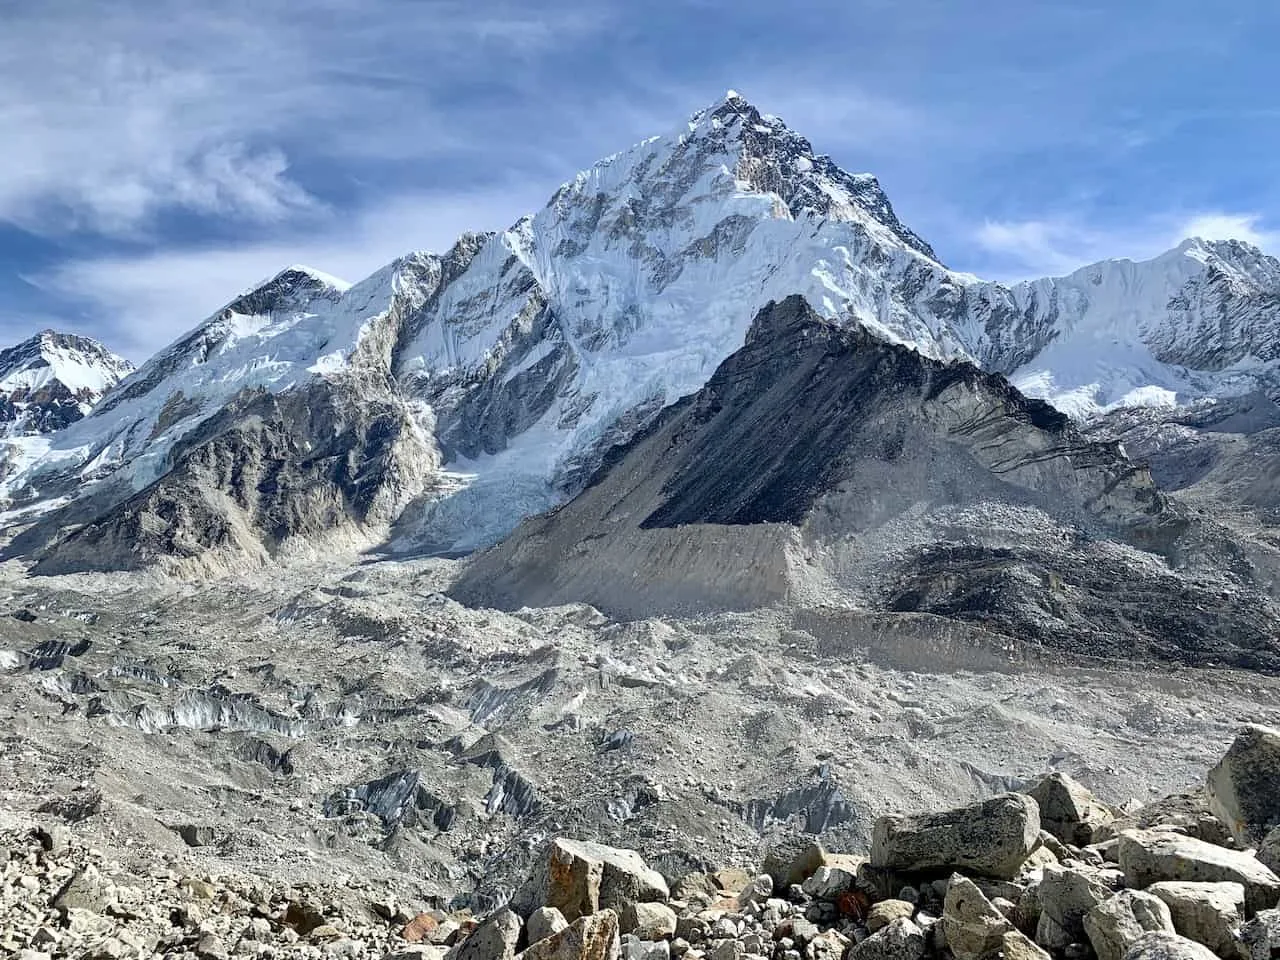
[4,93,1280,573]
[0,330,132,437]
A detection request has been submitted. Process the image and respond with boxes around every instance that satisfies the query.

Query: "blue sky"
[2,0,1278,360]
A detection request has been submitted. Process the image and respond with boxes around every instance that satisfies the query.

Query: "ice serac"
[452,297,1280,671]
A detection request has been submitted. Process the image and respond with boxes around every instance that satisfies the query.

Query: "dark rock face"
[10,377,435,575]
[453,296,1280,671]
[636,300,1109,530]
[744,776,857,835]
[323,769,457,832]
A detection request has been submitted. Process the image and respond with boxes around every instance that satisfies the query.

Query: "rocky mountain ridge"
[2,93,1280,573]
[453,296,1280,671]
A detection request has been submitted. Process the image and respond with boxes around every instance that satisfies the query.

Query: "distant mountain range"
[4,91,1280,585]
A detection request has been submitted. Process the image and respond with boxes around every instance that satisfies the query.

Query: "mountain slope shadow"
[452,295,1280,672]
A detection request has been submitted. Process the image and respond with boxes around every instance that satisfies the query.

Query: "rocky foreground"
[6,726,1280,960]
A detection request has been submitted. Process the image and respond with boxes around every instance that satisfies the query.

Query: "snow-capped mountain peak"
[1000,236,1280,416]
[0,330,133,439]
[681,90,938,259]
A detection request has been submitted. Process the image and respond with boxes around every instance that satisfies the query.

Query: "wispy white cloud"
[1179,212,1278,247]
[0,1,609,237]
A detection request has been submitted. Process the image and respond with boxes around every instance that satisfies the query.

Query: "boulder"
[710,868,751,893]
[528,908,570,946]
[762,838,825,890]
[514,839,668,922]
[736,874,773,909]
[1037,864,1122,947]
[1084,891,1176,960]
[1147,882,1246,959]
[1122,932,1222,960]
[808,929,851,960]
[620,937,668,960]
[867,900,916,933]
[848,917,927,960]
[519,911,621,960]
[448,908,521,960]
[1001,930,1052,960]
[1207,726,1280,848]
[942,874,1015,960]
[51,868,109,915]
[872,794,1040,880]
[1029,773,1116,847]
[620,903,677,941]
[1259,830,1280,876]
[670,874,718,906]
[1118,830,1280,915]
[1239,908,1280,960]
[802,860,860,900]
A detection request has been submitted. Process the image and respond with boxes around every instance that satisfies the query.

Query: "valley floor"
[2,556,1279,920]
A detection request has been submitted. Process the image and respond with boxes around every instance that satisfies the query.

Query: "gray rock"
[619,903,677,941]
[867,900,916,933]
[51,868,109,915]
[1001,931,1052,960]
[800,853,863,901]
[1123,932,1223,960]
[808,929,851,960]
[1147,882,1246,959]
[872,794,1041,880]
[528,908,570,946]
[1259,829,1280,876]
[1118,830,1280,915]
[1207,726,1280,848]
[1037,864,1122,946]
[448,907,521,960]
[670,874,718,906]
[762,839,825,891]
[848,918,927,960]
[621,936,669,960]
[1029,773,1116,847]
[1084,891,1176,960]
[520,910,621,960]
[736,875,773,909]
[513,839,668,922]
[942,874,1015,960]
[1239,908,1280,960]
